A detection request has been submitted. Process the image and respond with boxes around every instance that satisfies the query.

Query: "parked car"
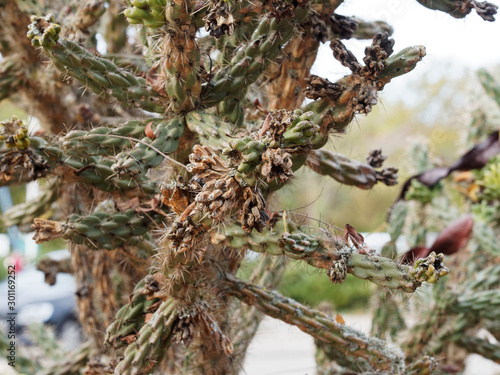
[0,250,82,349]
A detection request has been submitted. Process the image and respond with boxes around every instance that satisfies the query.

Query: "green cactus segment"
[202,8,309,107]
[388,201,408,240]
[473,220,500,256]
[218,98,245,127]
[63,209,163,250]
[37,342,93,375]
[219,221,442,292]
[114,299,179,375]
[156,0,201,112]
[186,110,232,150]
[304,43,425,134]
[348,252,448,292]
[2,179,58,228]
[27,137,157,193]
[105,277,163,349]
[63,120,152,156]
[27,15,165,113]
[111,116,186,177]
[307,149,398,189]
[416,0,497,21]
[450,289,500,320]
[124,0,167,28]
[32,208,162,250]
[466,263,500,291]
[219,109,318,182]
[354,19,394,40]
[478,69,500,107]
[457,336,500,363]
[377,46,428,87]
[225,275,405,373]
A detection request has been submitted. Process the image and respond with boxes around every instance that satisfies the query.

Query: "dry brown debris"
[271,0,308,22]
[304,75,343,102]
[366,149,387,168]
[240,187,268,233]
[174,315,196,346]
[261,148,293,183]
[31,218,64,243]
[259,109,293,140]
[328,14,358,39]
[204,1,235,38]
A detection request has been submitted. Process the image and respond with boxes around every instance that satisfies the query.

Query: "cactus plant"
[0,0,498,374]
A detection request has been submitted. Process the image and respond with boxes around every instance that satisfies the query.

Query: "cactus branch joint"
[0,0,497,373]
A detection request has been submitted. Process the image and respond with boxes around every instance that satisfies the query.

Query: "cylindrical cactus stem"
[217,222,448,292]
[457,336,500,364]
[31,207,163,250]
[111,116,186,177]
[13,137,158,194]
[202,7,309,107]
[416,0,497,21]
[303,42,425,135]
[307,149,398,189]
[154,0,201,112]
[0,57,24,102]
[62,119,152,156]
[466,262,500,290]
[104,276,163,349]
[225,274,406,373]
[2,178,58,228]
[478,69,500,107]
[353,19,394,39]
[113,299,179,375]
[124,0,168,28]
[448,289,500,319]
[27,15,166,113]
[473,219,500,256]
[186,110,231,151]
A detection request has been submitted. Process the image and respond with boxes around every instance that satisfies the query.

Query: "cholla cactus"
[0,0,497,374]
[370,69,500,373]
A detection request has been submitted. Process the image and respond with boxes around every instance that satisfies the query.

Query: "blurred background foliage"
[2,64,500,309]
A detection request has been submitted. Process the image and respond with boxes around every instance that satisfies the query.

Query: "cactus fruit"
[0,0,498,373]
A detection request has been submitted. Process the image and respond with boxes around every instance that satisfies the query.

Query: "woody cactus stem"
[225,274,405,373]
